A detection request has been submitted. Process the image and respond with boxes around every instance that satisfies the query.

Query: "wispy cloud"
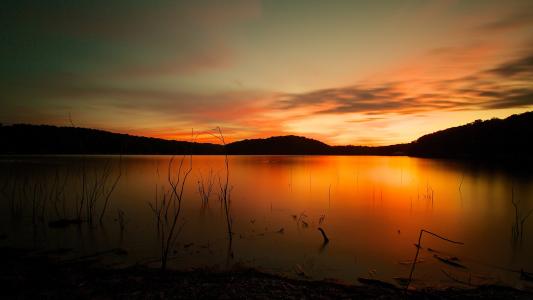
[275,50,533,116]
[488,54,533,77]
[478,11,533,32]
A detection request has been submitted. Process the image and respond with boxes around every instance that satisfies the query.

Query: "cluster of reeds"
[197,169,214,208]
[50,170,70,220]
[1,158,122,228]
[75,158,122,225]
[1,172,30,219]
[1,169,70,224]
[148,127,235,270]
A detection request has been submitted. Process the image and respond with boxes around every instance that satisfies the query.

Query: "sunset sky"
[1,0,532,145]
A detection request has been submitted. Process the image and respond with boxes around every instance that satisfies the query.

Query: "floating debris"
[434,254,466,269]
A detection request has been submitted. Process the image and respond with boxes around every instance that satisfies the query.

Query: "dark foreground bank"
[1,247,531,300]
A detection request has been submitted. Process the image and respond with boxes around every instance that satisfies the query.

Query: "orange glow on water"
[2,155,532,286]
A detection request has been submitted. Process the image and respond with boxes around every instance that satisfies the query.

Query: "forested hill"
[226,135,330,155]
[1,111,532,159]
[409,111,533,159]
[0,124,222,154]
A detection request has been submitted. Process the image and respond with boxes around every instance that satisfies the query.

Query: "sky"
[1,0,533,145]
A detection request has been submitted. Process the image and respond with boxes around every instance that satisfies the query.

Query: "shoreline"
[1,247,532,299]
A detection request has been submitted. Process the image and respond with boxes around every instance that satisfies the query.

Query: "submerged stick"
[318,227,329,244]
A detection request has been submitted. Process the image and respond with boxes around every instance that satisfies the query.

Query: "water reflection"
[0,155,532,287]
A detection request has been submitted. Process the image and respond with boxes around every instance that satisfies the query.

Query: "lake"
[1,155,532,288]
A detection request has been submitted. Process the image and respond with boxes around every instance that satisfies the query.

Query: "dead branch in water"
[318,227,329,244]
[210,127,233,244]
[75,158,122,225]
[406,229,464,290]
[511,185,533,242]
[99,157,122,224]
[149,154,193,271]
[164,154,193,270]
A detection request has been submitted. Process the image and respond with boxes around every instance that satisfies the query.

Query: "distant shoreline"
[1,111,532,160]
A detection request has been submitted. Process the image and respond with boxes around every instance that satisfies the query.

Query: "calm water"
[1,155,532,288]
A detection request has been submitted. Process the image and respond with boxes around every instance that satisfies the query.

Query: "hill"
[0,124,223,155]
[1,111,532,159]
[409,111,533,159]
[226,135,330,155]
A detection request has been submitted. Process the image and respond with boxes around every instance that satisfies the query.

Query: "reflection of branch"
[318,240,329,253]
[406,229,463,290]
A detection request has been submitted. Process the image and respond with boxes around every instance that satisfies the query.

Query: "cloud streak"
[276,50,533,116]
[478,11,533,32]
